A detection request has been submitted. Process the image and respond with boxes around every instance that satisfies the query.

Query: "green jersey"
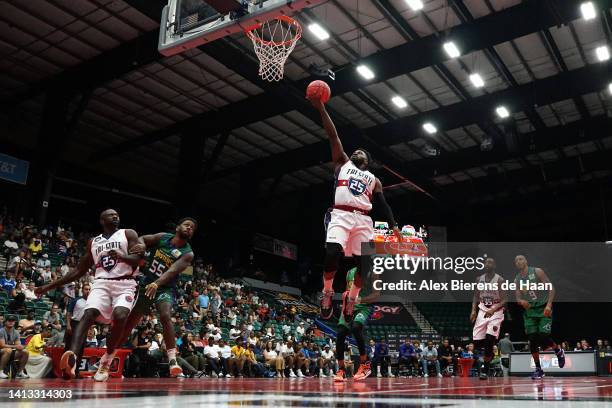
[514,266,549,308]
[142,233,192,287]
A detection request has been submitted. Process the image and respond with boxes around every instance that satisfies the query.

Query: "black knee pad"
[336,326,349,360]
[528,334,540,353]
[324,243,343,272]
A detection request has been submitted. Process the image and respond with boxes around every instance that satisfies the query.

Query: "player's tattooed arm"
[129,232,166,255]
[35,239,94,295]
[535,268,555,316]
[112,229,143,267]
[146,252,195,298]
[309,98,349,167]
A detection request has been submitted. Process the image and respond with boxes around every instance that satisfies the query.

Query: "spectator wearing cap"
[0,315,29,379]
[320,344,335,376]
[36,253,51,270]
[296,321,305,339]
[24,324,53,378]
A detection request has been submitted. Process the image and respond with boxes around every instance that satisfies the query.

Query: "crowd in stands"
[1,210,611,380]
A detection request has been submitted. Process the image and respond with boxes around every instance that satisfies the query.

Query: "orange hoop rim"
[245,15,302,47]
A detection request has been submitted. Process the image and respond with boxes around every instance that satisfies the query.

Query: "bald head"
[99,209,120,231]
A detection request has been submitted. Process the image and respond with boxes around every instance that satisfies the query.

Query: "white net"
[246,16,302,82]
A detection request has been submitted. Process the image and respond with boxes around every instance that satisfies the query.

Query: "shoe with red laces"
[353,361,371,381]
[334,368,346,382]
[341,291,357,322]
[320,289,334,319]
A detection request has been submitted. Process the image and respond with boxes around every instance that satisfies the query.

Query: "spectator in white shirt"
[23,281,37,301]
[296,322,305,337]
[263,341,285,377]
[320,345,335,376]
[204,337,222,377]
[218,340,232,377]
[36,254,51,269]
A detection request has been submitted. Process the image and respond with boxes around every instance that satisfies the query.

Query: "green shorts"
[132,284,174,315]
[338,305,370,329]
[523,306,552,335]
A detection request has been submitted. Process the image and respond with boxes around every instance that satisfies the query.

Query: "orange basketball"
[306,80,331,103]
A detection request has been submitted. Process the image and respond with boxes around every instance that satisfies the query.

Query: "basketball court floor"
[1,377,612,407]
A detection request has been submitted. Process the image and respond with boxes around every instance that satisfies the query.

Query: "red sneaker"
[353,361,371,381]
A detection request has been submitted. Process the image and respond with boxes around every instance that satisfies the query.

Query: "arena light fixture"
[356,64,375,80]
[406,0,424,11]
[581,2,597,20]
[443,41,461,58]
[423,122,437,134]
[391,96,408,109]
[308,23,330,41]
[596,45,610,61]
[496,105,510,119]
[469,73,485,88]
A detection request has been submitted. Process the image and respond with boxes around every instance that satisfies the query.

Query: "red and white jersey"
[334,160,376,211]
[478,273,504,311]
[90,229,138,280]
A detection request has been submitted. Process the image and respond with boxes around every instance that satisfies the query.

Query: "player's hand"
[129,243,146,255]
[484,310,494,319]
[145,282,159,299]
[108,250,120,261]
[392,226,403,243]
[469,311,477,323]
[543,306,552,317]
[518,300,530,310]
[15,344,24,351]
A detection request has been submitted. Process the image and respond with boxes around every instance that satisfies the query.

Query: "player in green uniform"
[122,218,197,377]
[513,255,565,379]
[334,267,379,382]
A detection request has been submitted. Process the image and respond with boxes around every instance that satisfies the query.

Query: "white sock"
[167,348,177,361]
[100,350,116,366]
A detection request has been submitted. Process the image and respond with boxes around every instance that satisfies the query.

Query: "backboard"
[158,0,321,57]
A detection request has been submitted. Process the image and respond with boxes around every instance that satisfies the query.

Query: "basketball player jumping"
[308,97,401,322]
[334,266,379,382]
[470,257,506,380]
[121,218,197,378]
[36,209,142,381]
[513,255,565,379]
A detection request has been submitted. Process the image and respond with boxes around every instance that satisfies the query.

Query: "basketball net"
[246,15,302,82]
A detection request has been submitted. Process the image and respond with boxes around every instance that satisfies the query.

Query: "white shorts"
[85,279,138,324]
[473,308,504,341]
[325,209,374,256]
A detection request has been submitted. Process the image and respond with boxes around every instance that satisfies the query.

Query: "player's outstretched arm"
[373,178,402,241]
[144,252,194,299]
[308,98,349,167]
[35,239,94,295]
[471,282,480,322]
[129,232,165,255]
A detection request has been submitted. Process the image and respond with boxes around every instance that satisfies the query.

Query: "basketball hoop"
[245,15,302,82]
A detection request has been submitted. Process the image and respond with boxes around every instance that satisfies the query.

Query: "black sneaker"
[531,368,545,379]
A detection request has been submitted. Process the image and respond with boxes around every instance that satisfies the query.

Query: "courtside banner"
[367,302,412,325]
[0,153,29,185]
[360,242,612,302]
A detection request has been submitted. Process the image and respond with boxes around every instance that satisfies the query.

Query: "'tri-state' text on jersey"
[334,161,376,211]
[91,229,139,280]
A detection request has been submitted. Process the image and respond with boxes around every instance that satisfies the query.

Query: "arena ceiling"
[1,0,612,208]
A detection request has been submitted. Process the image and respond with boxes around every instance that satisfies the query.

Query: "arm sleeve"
[372,192,397,227]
